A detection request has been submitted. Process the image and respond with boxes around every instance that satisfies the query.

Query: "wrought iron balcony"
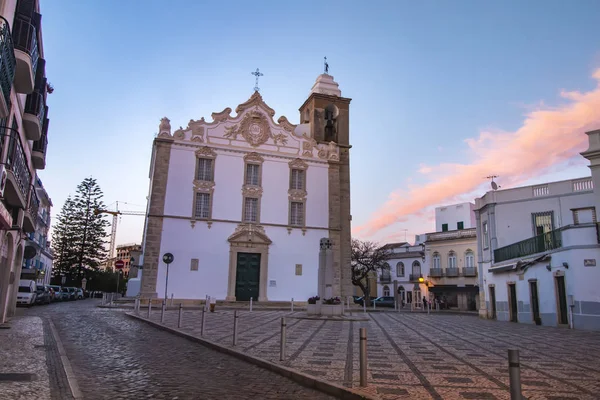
[463,267,477,277]
[12,16,38,94]
[379,274,391,283]
[32,111,48,170]
[22,184,38,233]
[494,229,563,263]
[0,17,15,117]
[4,127,32,208]
[409,273,423,282]
[445,268,459,277]
[23,83,45,140]
[429,268,443,278]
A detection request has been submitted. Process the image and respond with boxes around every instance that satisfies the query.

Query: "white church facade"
[139,73,353,302]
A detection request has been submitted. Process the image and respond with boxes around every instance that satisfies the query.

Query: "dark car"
[373,296,396,307]
[353,296,364,305]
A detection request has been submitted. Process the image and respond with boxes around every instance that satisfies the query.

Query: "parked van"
[17,280,37,307]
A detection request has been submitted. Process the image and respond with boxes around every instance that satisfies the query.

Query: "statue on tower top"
[324,57,329,75]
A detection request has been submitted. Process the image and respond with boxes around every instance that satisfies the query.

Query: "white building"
[379,242,427,307]
[0,0,51,324]
[435,202,476,232]
[139,73,353,302]
[476,152,600,329]
[22,175,52,284]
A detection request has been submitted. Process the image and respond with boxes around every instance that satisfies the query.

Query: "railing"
[0,18,15,109]
[494,229,563,263]
[33,114,48,153]
[24,86,45,125]
[6,128,31,201]
[427,228,477,242]
[379,274,391,283]
[463,267,477,277]
[27,185,39,221]
[12,17,39,77]
[573,178,593,192]
[409,273,423,282]
[532,185,549,197]
[445,268,459,277]
[429,268,443,278]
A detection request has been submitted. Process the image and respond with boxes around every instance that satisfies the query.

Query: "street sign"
[115,260,125,269]
[162,253,174,264]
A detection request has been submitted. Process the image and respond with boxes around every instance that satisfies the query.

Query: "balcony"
[12,16,39,94]
[445,268,459,277]
[4,128,31,208]
[494,229,562,263]
[429,268,443,278]
[23,88,45,141]
[0,18,16,118]
[463,267,477,277]
[22,184,38,233]
[427,227,477,242]
[379,273,391,283]
[32,112,48,170]
[409,273,423,282]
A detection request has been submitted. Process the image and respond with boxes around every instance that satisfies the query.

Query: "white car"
[17,280,37,307]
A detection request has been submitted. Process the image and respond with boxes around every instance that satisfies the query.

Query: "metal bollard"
[200,308,206,336]
[394,298,397,311]
[170,293,174,306]
[363,300,366,313]
[508,349,522,400]
[233,311,239,346]
[160,300,166,323]
[359,327,368,387]
[291,298,294,312]
[347,296,350,311]
[427,301,430,315]
[178,303,183,328]
[373,300,376,310]
[250,297,253,312]
[147,298,152,318]
[280,317,287,361]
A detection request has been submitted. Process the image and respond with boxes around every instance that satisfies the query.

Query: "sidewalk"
[0,316,52,400]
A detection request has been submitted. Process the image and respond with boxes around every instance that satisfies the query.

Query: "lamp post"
[162,253,174,301]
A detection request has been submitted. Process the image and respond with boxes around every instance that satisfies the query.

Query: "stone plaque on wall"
[190,258,199,271]
[584,259,596,267]
[295,264,302,276]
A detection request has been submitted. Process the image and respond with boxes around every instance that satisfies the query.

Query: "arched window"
[381,263,391,281]
[383,285,390,296]
[412,260,421,276]
[396,262,404,277]
[432,252,440,269]
[448,251,457,269]
[465,250,474,268]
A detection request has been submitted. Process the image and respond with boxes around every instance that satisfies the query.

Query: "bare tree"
[351,238,391,306]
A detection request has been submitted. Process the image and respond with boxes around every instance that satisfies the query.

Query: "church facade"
[139,74,353,302]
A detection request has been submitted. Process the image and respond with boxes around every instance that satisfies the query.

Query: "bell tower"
[299,72,353,298]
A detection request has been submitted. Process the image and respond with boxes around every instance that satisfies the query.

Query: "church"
[139,71,353,302]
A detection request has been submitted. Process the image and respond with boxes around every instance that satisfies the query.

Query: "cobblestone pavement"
[141,306,600,400]
[20,300,336,400]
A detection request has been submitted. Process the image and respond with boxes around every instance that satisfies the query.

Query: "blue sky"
[38,0,600,246]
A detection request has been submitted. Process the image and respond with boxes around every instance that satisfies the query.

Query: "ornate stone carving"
[224,111,272,147]
[193,180,215,193]
[211,107,232,122]
[277,116,296,132]
[235,91,275,118]
[242,185,263,197]
[302,135,317,157]
[271,132,288,146]
[174,127,185,139]
[328,141,339,161]
[158,117,172,137]
[244,152,264,164]
[318,148,328,159]
[195,146,217,159]
[228,223,272,244]
[288,188,307,201]
[288,158,308,170]
[191,135,204,142]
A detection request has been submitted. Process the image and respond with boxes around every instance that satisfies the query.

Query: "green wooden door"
[235,253,261,301]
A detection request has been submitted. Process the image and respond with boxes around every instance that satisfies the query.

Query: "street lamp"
[162,252,174,301]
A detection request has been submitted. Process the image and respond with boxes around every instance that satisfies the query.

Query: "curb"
[47,318,83,399]
[125,312,378,400]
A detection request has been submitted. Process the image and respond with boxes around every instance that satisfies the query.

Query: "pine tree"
[72,177,110,280]
[51,196,79,283]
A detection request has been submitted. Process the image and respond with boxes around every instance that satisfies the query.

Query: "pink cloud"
[354,68,600,239]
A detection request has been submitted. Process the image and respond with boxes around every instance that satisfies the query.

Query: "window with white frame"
[448,251,457,269]
[290,201,304,226]
[482,221,489,249]
[245,163,260,186]
[383,285,390,296]
[243,197,259,223]
[194,192,211,219]
[396,262,404,277]
[433,253,440,269]
[290,169,305,190]
[196,158,213,181]
[412,261,421,276]
[465,251,474,268]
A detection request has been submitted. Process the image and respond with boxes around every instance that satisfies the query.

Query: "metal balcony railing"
[429,268,443,277]
[445,268,459,277]
[494,229,563,263]
[12,17,39,78]
[0,18,15,110]
[33,114,48,153]
[409,273,423,282]
[379,274,391,283]
[463,267,477,277]
[27,185,39,221]
[24,86,45,125]
[6,128,31,201]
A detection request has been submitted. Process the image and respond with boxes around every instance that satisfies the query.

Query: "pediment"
[228,223,272,245]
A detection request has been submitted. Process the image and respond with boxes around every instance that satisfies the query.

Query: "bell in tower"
[324,104,338,142]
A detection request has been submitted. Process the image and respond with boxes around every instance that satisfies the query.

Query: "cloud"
[354,68,600,238]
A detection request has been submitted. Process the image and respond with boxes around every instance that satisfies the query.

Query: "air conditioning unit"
[0,165,7,197]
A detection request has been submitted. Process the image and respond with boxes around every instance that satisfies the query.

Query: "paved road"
[21,300,336,400]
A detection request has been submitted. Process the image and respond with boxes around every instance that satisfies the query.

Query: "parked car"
[17,280,37,307]
[35,285,51,305]
[67,287,77,300]
[48,285,62,301]
[76,288,84,300]
[60,287,71,301]
[353,296,364,305]
[373,296,396,307]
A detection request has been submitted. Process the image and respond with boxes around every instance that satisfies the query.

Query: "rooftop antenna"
[486,175,500,190]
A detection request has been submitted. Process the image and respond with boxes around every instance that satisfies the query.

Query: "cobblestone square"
[140,307,600,400]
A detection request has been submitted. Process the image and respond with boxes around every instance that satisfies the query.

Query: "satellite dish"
[491,181,498,190]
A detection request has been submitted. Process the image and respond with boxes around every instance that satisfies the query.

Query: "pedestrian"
[422,296,428,310]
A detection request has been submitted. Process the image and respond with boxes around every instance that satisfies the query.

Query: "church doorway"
[235,252,261,301]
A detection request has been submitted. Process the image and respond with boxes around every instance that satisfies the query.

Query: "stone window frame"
[447,251,457,269]
[287,158,308,232]
[572,207,597,224]
[241,152,264,224]
[383,285,390,296]
[191,147,217,226]
[482,221,489,250]
[464,249,475,268]
[396,261,404,277]
[432,252,441,269]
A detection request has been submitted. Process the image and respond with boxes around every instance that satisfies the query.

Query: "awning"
[429,285,479,293]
